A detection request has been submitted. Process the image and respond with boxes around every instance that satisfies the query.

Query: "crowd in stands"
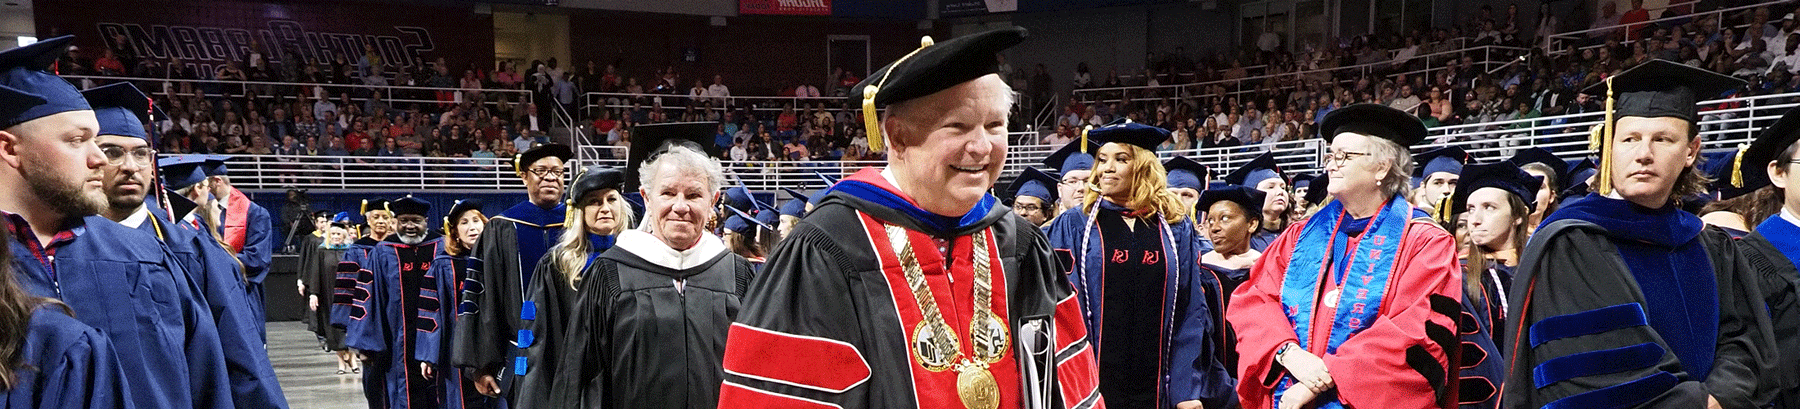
[1050,0,1796,155]
[59,0,1796,168]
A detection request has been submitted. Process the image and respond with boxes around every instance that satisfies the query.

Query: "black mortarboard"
[1224,152,1285,187]
[1006,167,1058,204]
[625,122,715,191]
[1044,138,1100,174]
[1291,173,1318,190]
[1579,59,1744,124]
[82,82,151,140]
[1581,60,1745,196]
[1414,146,1468,178]
[1319,103,1428,147]
[0,36,89,130]
[387,196,430,217]
[512,143,574,176]
[157,155,207,189]
[1088,121,1171,152]
[445,199,485,225]
[567,166,626,206]
[361,198,391,215]
[1452,161,1542,214]
[1199,185,1267,217]
[851,27,1027,152]
[1164,156,1210,191]
[1304,175,1330,205]
[1507,147,1567,182]
[1744,105,1800,190]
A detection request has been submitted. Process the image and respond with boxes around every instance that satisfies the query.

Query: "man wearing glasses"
[453,143,573,406]
[85,82,290,408]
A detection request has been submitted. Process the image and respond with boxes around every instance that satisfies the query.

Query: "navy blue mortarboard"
[1199,185,1267,217]
[513,143,573,175]
[1452,161,1542,214]
[755,207,780,228]
[1006,167,1058,204]
[1163,156,1210,191]
[202,155,232,177]
[782,188,809,204]
[444,199,486,229]
[1291,173,1318,190]
[81,82,150,139]
[1087,121,1171,152]
[361,198,391,215]
[1563,158,1597,192]
[568,166,626,205]
[780,197,807,218]
[1224,152,1285,188]
[1044,139,1099,175]
[0,36,89,130]
[387,196,431,217]
[1744,105,1800,190]
[330,212,357,228]
[723,206,770,233]
[724,185,755,212]
[157,155,207,189]
[1702,145,1764,200]
[1507,147,1566,183]
[1414,146,1467,179]
[814,172,840,186]
[851,27,1027,152]
[1319,103,1427,147]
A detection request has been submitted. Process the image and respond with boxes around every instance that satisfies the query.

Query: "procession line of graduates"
[1,35,283,409]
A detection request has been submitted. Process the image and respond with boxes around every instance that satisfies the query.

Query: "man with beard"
[202,156,275,341]
[87,82,288,408]
[453,143,572,404]
[350,196,446,409]
[720,28,1105,408]
[0,35,236,409]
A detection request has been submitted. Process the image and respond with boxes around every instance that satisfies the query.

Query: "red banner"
[740,0,833,16]
[34,0,494,79]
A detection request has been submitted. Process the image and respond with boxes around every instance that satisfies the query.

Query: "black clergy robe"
[305,244,348,349]
[451,201,564,397]
[1740,213,1800,407]
[540,231,752,409]
[1502,196,1775,409]
[719,168,1104,409]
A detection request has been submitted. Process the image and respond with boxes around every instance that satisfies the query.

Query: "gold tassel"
[512,153,524,177]
[360,199,370,214]
[1594,76,1616,196]
[1732,143,1748,188]
[863,36,935,153]
[1080,125,1092,153]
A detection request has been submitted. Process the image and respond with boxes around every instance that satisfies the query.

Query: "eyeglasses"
[525,167,565,179]
[1324,150,1371,165]
[100,145,157,166]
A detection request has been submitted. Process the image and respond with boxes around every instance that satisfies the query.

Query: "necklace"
[882,224,1007,409]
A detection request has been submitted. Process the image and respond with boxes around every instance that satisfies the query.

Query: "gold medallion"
[955,362,1000,409]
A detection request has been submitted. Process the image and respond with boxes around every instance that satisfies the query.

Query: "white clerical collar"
[120,205,151,229]
[615,229,728,271]
[1782,207,1800,228]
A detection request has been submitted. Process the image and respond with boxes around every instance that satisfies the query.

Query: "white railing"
[203,90,1799,194]
[62,75,534,113]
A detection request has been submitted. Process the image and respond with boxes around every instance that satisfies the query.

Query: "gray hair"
[638,141,726,194]
[1366,137,1415,198]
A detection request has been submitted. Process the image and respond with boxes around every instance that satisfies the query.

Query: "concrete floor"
[268,321,368,409]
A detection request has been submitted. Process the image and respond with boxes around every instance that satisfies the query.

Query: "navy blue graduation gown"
[139,205,289,409]
[236,203,275,342]
[358,236,448,409]
[1454,261,1508,409]
[417,252,492,409]
[451,201,564,401]
[337,236,390,409]
[1046,204,1236,409]
[7,215,236,409]
[2,307,132,409]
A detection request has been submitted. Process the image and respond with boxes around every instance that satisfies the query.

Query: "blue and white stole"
[1273,194,1410,408]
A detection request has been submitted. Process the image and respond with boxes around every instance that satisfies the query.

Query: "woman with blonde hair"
[1046,122,1236,409]
[512,165,633,407]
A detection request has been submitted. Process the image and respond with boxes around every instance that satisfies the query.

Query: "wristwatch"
[1275,342,1294,363]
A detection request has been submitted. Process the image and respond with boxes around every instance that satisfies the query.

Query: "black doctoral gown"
[542,233,753,409]
[451,202,564,390]
[304,244,348,349]
[1502,198,1775,409]
[717,168,1104,409]
[1740,216,1800,407]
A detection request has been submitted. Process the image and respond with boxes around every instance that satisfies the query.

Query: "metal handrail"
[1071,45,1529,105]
[1545,0,1778,50]
[203,90,1800,194]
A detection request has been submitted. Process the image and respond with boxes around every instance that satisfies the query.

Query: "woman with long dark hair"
[1445,161,1539,409]
[1046,122,1236,409]
[1,218,131,408]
